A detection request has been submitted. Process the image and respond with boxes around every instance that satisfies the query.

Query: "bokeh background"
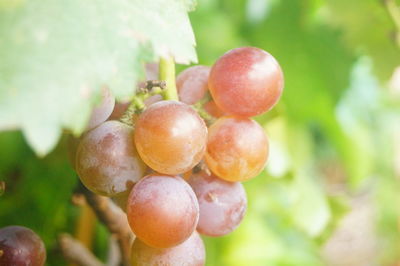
[1,0,400,265]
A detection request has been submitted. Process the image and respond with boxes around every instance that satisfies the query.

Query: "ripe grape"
[86,87,115,130]
[176,65,210,105]
[131,231,205,266]
[112,190,130,212]
[108,101,130,120]
[144,94,163,107]
[0,226,46,266]
[205,116,269,182]
[134,101,207,175]
[188,171,247,237]
[76,120,146,196]
[208,47,284,117]
[203,100,225,118]
[127,174,199,248]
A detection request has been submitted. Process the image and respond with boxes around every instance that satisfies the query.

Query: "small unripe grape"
[134,100,207,175]
[209,47,284,117]
[127,174,199,248]
[188,171,247,237]
[86,87,115,130]
[131,231,205,266]
[205,116,269,182]
[177,65,210,105]
[0,226,46,266]
[76,121,146,196]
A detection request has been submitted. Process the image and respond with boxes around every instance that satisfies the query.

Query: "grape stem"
[120,81,165,125]
[383,0,400,48]
[58,233,104,266]
[159,57,179,101]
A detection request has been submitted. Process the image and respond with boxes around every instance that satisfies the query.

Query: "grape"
[203,100,225,118]
[76,120,146,196]
[134,100,207,175]
[0,226,46,266]
[137,63,160,88]
[208,47,284,117]
[144,94,163,107]
[131,231,205,266]
[86,87,115,130]
[177,66,210,105]
[108,101,130,120]
[112,190,131,212]
[188,171,247,237]
[127,174,199,248]
[205,117,269,182]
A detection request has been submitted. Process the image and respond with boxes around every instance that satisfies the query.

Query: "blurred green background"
[1,0,400,265]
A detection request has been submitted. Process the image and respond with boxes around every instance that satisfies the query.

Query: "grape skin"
[0,226,46,266]
[205,116,269,182]
[131,231,205,266]
[86,87,115,130]
[76,120,146,196]
[188,171,247,237]
[208,47,284,117]
[203,100,225,118]
[134,100,207,175]
[177,65,210,105]
[127,174,199,248]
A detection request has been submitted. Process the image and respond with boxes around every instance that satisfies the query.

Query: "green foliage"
[0,0,197,155]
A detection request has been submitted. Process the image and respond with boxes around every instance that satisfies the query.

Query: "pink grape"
[134,100,207,175]
[127,174,199,248]
[177,65,210,105]
[188,171,247,237]
[131,231,205,266]
[86,87,115,130]
[0,226,46,266]
[205,116,269,182]
[209,47,284,117]
[76,120,146,196]
[203,100,225,118]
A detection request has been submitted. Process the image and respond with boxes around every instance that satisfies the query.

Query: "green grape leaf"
[0,0,197,156]
[325,0,400,81]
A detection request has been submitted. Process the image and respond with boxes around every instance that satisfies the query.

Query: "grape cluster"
[0,226,46,266]
[73,47,283,265]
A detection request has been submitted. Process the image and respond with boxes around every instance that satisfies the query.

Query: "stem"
[82,189,134,266]
[59,234,104,266]
[159,57,178,101]
[383,0,400,48]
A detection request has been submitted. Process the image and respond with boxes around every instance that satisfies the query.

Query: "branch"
[159,57,179,101]
[81,188,134,266]
[106,235,121,266]
[58,233,104,266]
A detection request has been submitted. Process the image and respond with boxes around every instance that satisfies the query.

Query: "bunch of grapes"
[72,47,283,265]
